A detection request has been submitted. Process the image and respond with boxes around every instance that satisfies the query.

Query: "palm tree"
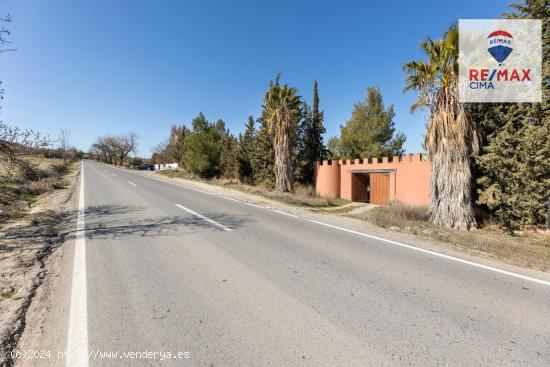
[403,26,478,230]
[263,75,301,193]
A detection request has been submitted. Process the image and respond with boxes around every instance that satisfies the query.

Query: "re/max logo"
[468,68,532,90]
[469,69,531,81]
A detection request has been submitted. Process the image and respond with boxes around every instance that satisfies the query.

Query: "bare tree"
[1,14,15,117]
[0,122,50,174]
[58,129,71,165]
[151,140,170,164]
[89,133,138,166]
[0,14,16,54]
[113,132,138,166]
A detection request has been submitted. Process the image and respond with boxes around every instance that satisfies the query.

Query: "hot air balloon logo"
[487,30,513,65]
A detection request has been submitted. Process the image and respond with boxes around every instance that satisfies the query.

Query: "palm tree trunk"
[273,133,294,193]
[427,110,477,230]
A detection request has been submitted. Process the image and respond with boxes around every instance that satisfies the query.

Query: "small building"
[154,163,179,171]
[314,154,431,206]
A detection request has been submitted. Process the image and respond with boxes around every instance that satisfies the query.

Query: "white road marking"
[221,195,240,202]
[272,209,298,218]
[127,180,137,186]
[174,203,232,231]
[191,187,217,196]
[105,163,550,288]
[111,173,117,177]
[242,201,267,209]
[308,219,550,287]
[66,162,89,367]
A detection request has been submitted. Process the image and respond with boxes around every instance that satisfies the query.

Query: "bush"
[52,179,68,189]
[24,180,53,195]
[365,201,428,228]
[21,166,52,181]
[51,163,70,175]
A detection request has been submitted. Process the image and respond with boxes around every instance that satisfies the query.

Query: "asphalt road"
[19,160,550,366]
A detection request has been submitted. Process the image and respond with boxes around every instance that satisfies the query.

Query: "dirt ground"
[0,164,79,367]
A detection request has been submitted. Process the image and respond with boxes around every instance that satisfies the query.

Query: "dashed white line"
[127,180,137,186]
[308,219,550,287]
[111,173,117,177]
[66,162,89,367]
[174,203,232,231]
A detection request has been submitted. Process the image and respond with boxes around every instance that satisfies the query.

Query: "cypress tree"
[250,115,275,187]
[295,80,327,184]
[220,130,239,179]
[237,116,256,183]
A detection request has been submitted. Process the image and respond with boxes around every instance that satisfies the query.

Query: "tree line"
[89,132,139,166]
[152,77,405,191]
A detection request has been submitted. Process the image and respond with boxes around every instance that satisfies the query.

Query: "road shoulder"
[0,165,79,367]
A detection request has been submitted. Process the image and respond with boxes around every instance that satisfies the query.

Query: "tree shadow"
[83,212,248,240]
[1,205,251,247]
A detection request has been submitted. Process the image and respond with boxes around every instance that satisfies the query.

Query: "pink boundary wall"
[314,154,431,206]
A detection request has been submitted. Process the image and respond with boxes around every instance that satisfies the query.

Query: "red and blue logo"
[468,29,531,90]
[487,30,513,64]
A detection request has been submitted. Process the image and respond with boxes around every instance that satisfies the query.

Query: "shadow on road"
[1,205,251,244]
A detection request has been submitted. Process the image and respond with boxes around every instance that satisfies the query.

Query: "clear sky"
[0,0,511,157]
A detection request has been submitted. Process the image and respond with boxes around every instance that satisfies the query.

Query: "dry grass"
[0,159,75,222]
[157,169,349,208]
[363,201,428,227]
[352,201,550,272]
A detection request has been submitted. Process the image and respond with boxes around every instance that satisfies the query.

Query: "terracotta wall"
[314,154,431,207]
[314,160,340,198]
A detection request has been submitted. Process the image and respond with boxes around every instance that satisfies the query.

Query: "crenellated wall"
[314,159,340,198]
[314,154,431,206]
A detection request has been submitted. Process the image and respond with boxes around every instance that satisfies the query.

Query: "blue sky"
[0,0,511,156]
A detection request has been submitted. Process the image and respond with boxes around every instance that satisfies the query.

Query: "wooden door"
[352,173,369,202]
[369,172,390,205]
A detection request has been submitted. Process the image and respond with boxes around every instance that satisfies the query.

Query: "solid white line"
[272,209,298,218]
[66,162,89,366]
[308,219,550,287]
[244,202,269,209]
[221,195,240,202]
[127,180,137,186]
[174,203,232,231]
[191,187,217,196]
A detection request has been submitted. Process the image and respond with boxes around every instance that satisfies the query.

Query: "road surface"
[18,160,550,366]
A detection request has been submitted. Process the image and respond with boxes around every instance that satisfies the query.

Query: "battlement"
[318,153,427,166]
[315,154,431,206]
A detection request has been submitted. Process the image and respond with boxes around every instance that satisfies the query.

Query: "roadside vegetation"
[157,168,348,208]
[352,201,550,272]
[0,155,76,222]
[0,120,81,224]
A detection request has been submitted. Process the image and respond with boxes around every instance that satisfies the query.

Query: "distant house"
[315,154,430,206]
[154,163,178,171]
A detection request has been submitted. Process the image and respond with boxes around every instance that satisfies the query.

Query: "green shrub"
[51,163,70,175]
[52,179,68,189]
